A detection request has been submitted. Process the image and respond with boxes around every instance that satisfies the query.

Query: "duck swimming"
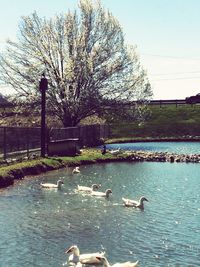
[96,256,139,267]
[91,189,112,198]
[65,245,105,265]
[77,184,101,193]
[40,179,64,189]
[72,167,80,174]
[122,196,148,209]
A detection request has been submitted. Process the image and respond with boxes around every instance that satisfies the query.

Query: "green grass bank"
[0,149,129,189]
[108,104,200,139]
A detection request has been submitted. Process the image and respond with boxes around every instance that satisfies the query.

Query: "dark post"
[39,73,48,157]
[3,127,7,160]
[26,127,30,158]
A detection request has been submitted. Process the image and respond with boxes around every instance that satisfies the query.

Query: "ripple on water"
[1,161,200,266]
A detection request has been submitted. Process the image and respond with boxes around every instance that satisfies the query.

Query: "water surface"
[106,141,200,154]
[0,161,200,266]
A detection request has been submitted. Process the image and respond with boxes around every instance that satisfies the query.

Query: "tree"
[0,0,152,127]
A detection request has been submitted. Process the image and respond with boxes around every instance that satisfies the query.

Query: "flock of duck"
[40,166,149,267]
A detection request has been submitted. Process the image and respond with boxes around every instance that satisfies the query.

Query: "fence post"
[3,127,7,160]
[26,127,29,157]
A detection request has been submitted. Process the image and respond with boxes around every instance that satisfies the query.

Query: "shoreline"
[105,137,200,144]
[1,148,200,189]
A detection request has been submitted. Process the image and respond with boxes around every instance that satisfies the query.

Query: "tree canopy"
[0,0,152,126]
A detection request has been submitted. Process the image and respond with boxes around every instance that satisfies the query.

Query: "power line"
[151,71,200,76]
[151,76,200,82]
[141,53,200,61]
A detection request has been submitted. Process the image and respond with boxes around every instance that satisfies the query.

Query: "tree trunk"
[62,115,77,127]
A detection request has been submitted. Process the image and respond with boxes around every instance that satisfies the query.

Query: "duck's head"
[140,196,148,202]
[57,180,64,185]
[106,189,112,195]
[65,245,79,254]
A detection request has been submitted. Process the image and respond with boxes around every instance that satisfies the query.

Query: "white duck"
[40,179,64,189]
[77,184,101,193]
[65,245,105,265]
[72,167,80,174]
[122,196,148,209]
[91,189,112,198]
[96,256,139,267]
[109,149,121,155]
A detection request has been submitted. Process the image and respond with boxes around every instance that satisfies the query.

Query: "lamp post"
[39,73,48,157]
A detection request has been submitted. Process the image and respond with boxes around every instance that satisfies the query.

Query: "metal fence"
[0,127,41,160]
[0,124,109,161]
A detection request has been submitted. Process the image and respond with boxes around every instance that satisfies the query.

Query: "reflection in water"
[0,161,200,266]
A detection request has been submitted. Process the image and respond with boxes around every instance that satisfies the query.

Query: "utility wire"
[151,76,200,81]
[151,71,200,76]
[141,53,200,60]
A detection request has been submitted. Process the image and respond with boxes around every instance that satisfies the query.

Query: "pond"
[105,141,200,155]
[0,144,200,266]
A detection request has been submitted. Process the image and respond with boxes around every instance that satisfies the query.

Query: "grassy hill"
[1,102,200,140]
[108,104,200,139]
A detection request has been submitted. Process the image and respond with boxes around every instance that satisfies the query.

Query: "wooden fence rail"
[148,99,186,107]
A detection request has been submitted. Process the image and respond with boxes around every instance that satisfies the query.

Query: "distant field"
[108,104,200,139]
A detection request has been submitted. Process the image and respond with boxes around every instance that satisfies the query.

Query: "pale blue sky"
[1,0,200,99]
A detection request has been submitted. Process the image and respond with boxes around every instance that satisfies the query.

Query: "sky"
[0,0,200,99]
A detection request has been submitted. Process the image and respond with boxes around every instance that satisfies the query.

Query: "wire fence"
[0,124,109,161]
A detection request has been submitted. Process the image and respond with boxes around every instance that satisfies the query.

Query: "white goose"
[65,245,105,265]
[91,189,112,198]
[40,179,64,189]
[122,196,148,209]
[72,167,80,174]
[77,184,101,193]
[96,256,139,267]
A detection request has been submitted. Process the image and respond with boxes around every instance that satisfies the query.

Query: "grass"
[0,149,121,188]
[107,104,200,139]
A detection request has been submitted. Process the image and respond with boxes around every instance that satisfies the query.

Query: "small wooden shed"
[47,138,80,156]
